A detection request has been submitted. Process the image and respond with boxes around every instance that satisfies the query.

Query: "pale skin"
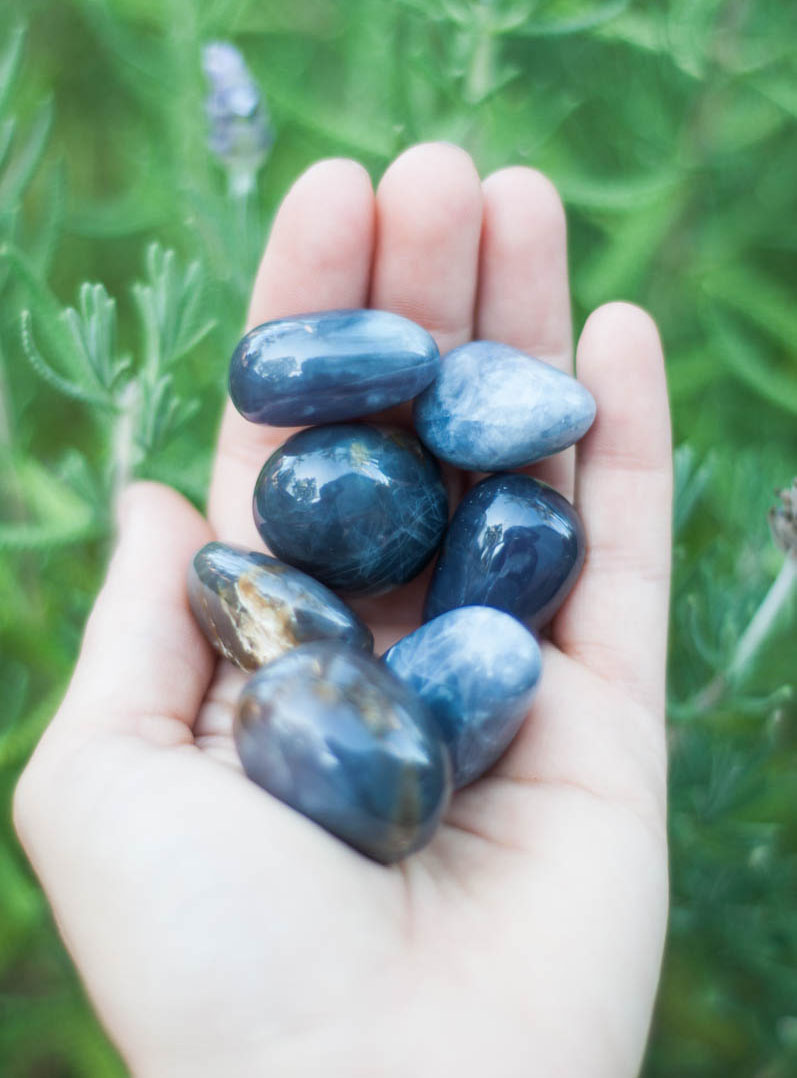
[14,143,673,1078]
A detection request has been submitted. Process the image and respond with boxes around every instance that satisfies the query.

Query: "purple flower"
[202,41,273,194]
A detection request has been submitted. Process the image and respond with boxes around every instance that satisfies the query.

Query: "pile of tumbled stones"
[188,309,596,863]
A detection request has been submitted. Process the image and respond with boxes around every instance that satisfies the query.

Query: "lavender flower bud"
[202,41,273,195]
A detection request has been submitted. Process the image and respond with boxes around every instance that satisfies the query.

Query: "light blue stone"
[383,606,542,788]
[413,340,596,471]
[229,308,440,426]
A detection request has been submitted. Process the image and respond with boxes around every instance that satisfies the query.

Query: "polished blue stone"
[254,423,449,597]
[383,606,542,788]
[229,308,440,426]
[424,474,585,630]
[413,340,596,471]
[234,642,452,863]
[187,542,373,671]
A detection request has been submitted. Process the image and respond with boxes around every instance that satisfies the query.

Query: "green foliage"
[0,0,794,1074]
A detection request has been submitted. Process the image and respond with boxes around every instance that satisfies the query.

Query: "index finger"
[208,158,375,546]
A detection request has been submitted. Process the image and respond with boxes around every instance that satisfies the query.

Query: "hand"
[14,143,672,1078]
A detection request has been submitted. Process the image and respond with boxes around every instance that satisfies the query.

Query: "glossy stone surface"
[187,542,373,671]
[383,606,542,788]
[229,308,440,426]
[413,340,596,471]
[424,474,585,630]
[254,423,449,597]
[234,642,452,863]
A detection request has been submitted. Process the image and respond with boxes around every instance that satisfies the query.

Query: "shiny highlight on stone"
[253,423,449,597]
[424,474,585,631]
[229,308,440,426]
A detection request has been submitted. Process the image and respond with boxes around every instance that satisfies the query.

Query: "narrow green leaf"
[21,312,113,407]
[703,267,797,356]
[558,168,680,212]
[0,98,53,208]
[0,24,24,119]
[710,311,797,417]
[512,0,632,38]
[576,189,683,306]
[594,9,667,54]
[25,156,66,274]
[0,115,16,172]
[673,445,715,536]
[0,451,97,551]
[264,83,395,160]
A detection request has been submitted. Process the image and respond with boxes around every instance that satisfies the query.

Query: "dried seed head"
[768,478,797,555]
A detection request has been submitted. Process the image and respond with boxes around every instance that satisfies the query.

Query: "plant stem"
[110,380,141,526]
[727,555,796,680]
[690,554,796,714]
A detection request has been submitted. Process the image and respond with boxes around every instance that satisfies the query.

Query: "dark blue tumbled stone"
[383,606,542,788]
[187,542,373,671]
[253,423,449,597]
[424,474,585,630]
[229,308,440,426]
[234,642,452,863]
[413,340,596,471]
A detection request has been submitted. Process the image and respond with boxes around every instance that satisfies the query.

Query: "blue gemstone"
[383,606,542,788]
[234,642,452,862]
[254,423,449,597]
[229,309,440,426]
[424,474,585,630]
[187,542,373,671]
[413,340,596,471]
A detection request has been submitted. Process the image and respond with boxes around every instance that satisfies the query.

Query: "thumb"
[54,481,215,743]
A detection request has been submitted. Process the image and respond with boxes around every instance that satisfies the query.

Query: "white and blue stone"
[234,642,452,863]
[253,423,449,597]
[229,309,440,426]
[413,340,596,471]
[187,542,373,671]
[424,474,585,630]
[383,606,542,788]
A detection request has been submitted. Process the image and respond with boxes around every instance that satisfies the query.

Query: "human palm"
[15,144,672,1078]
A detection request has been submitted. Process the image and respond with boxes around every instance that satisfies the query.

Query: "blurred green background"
[0,1,795,1074]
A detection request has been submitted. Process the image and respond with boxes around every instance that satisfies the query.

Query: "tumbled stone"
[413,340,596,470]
[253,423,449,597]
[383,606,542,788]
[424,474,585,630]
[229,308,440,426]
[234,642,452,863]
[187,542,373,671]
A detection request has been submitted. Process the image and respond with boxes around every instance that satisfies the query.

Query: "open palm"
[15,144,672,1078]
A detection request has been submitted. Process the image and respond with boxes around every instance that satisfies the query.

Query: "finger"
[553,302,672,715]
[452,643,668,843]
[369,142,483,355]
[209,158,375,546]
[476,167,574,495]
[52,482,215,742]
